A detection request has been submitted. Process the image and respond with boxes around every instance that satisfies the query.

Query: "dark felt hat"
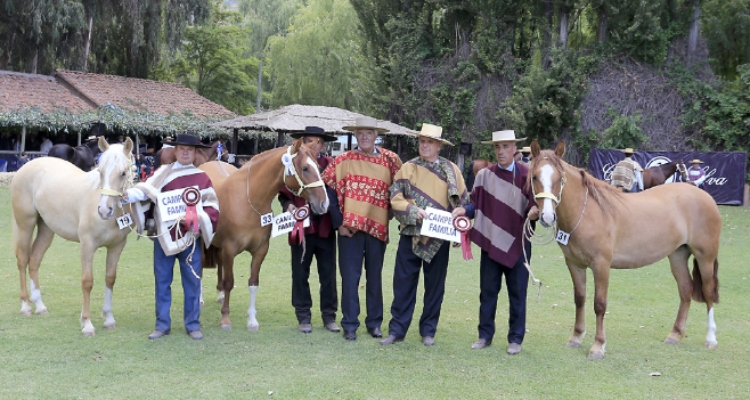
[290,126,337,142]
[163,134,210,148]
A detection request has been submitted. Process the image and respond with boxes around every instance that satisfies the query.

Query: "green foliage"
[237,0,303,57]
[597,108,649,149]
[703,0,750,80]
[604,0,672,64]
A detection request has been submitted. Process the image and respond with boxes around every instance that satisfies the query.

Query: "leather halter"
[281,147,325,196]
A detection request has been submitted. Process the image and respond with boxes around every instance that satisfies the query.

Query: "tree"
[703,0,750,80]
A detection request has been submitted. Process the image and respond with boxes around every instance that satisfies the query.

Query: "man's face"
[175,144,197,165]
[354,129,378,153]
[494,141,517,168]
[301,136,324,156]
[418,137,441,162]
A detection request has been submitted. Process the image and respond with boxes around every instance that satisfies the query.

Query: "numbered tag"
[260,213,273,227]
[117,213,133,230]
[555,229,570,245]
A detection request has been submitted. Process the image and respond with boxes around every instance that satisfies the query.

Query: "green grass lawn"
[1,184,749,399]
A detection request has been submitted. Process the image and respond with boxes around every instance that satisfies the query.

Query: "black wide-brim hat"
[163,133,211,148]
[290,126,337,142]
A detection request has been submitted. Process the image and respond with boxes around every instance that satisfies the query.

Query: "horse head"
[96,137,134,219]
[282,139,330,214]
[675,159,689,182]
[529,140,567,228]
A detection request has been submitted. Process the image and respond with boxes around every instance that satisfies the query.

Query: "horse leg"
[665,247,692,345]
[247,243,269,332]
[79,240,97,337]
[588,262,611,359]
[14,213,36,316]
[102,240,127,330]
[216,256,225,305]
[27,220,55,316]
[219,247,236,330]
[694,254,719,349]
[566,262,587,348]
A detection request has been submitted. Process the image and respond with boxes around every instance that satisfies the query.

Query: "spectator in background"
[40,134,53,154]
[16,152,29,169]
[687,159,707,188]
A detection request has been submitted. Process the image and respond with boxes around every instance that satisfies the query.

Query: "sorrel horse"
[11,137,135,336]
[643,159,688,189]
[203,140,329,330]
[528,140,721,359]
[154,140,226,170]
[47,144,96,171]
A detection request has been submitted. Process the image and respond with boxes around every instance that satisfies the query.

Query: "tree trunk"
[559,11,569,50]
[83,16,93,72]
[687,0,701,66]
[542,0,553,68]
[597,7,608,43]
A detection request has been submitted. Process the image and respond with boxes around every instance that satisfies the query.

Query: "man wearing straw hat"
[278,126,343,334]
[452,130,539,355]
[380,123,469,347]
[322,116,402,341]
[610,148,643,193]
[687,159,707,188]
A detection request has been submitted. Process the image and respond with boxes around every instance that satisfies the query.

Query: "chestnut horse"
[154,140,226,170]
[203,140,329,330]
[11,137,135,336]
[643,159,688,189]
[528,140,720,359]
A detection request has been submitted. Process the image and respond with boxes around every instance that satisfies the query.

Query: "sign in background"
[588,149,747,205]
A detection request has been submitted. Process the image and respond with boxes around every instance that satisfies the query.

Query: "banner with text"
[271,212,310,238]
[588,149,747,205]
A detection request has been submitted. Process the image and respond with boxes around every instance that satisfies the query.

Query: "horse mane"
[530,149,623,217]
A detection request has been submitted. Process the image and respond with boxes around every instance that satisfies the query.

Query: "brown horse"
[154,140,226,170]
[203,140,329,330]
[11,137,135,336]
[467,159,491,189]
[642,159,688,189]
[528,140,720,359]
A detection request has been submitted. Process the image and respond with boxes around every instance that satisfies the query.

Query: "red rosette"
[291,205,310,245]
[182,187,201,233]
[453,215,473,260]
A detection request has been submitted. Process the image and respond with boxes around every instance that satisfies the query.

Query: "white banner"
[419,207,461,243]
[157,187,201,222]
[271,212,310,238]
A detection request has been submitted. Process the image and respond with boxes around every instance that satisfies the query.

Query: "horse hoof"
[705,341,718,349]
[247,324,259,332]
[82,331,96,337]
[104,323,117,330]
[220,324,232,331]
[664,338,679,345]
[35,308,49,316]
[20,310,32,317]
[566,341,581,348]
[587,351,604,360]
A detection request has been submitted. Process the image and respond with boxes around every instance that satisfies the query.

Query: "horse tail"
[692,257,720,304]
[202,244,220,270]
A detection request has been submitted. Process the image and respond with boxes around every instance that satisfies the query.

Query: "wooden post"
[20,126,26,154]
[232,128,239,155]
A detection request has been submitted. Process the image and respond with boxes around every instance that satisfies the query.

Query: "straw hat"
[414,123,453,146]
[86,135,98,141]
[690,159,704,164]
[290,126,337,142]
[342,116,389,133]
[521,146,531,154]
[621,148,636,155]
[481,130,526,144]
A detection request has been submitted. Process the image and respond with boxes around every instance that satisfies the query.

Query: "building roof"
[54,70,235,118]
[0,70,94,113]
[212,104,416,137]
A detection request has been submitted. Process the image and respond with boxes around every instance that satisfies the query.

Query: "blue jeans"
[153,238,202,333]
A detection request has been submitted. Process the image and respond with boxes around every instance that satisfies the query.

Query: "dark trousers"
[291,233,338,324]
[387,235,450,338]
[477,242,530,344]
[153,238,202,333]
[338,231,386,332]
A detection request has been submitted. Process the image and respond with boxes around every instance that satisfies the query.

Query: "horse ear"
[123,138,134,155]
[555,141,566,157]
[530,140,541,158]
[291,138,302,153]
[98,136,109,152]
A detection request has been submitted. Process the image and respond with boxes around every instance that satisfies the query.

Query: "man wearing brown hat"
[122,133,220,340]
[321,116,402,341]
[278,126,343,334]
[610,148,644,192]
[452,130,539,355]
[380,123,469,347]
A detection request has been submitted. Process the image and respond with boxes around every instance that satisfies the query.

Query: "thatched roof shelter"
[212,104,417,137]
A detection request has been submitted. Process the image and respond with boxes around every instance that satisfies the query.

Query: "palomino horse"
[154,140,226,170]
[642,159,688,189]
[528,140,721,359]
[203,140,329,330]
[11,137,135,336]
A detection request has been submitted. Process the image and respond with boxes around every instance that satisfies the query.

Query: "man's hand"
[287,204,297,213]
[416,209,429,221]
[338,226,356,237]
[528,205,540,221]
[452,207,466,218]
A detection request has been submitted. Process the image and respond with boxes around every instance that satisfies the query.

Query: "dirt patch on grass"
[0,172,14,187]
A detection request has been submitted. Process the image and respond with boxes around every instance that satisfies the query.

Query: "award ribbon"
[453,216,473,260]
[291,205,310,245]
[182,187,201,233]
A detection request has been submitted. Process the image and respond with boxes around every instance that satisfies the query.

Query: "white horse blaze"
[306,155,329,210]
[539,164,557,226]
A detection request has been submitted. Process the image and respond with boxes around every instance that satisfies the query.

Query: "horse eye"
[302,166,309,172]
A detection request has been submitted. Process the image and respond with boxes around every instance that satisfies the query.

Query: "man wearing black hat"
[122,133,220,340]
[277,126,344,334]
